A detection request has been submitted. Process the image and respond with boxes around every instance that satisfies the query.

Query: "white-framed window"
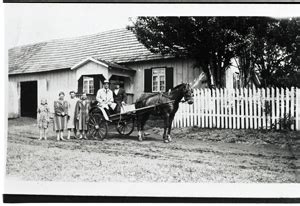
[83,76,94,94]
[152,68,166,92]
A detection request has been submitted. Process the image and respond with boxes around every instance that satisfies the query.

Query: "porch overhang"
[71,57,135,81]
[71,57,109,70]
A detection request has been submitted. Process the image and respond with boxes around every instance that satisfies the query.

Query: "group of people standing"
[37,80,127,141]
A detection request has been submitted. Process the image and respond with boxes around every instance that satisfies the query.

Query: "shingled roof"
[8,28,171,75]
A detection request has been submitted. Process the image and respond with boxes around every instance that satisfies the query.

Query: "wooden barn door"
[20,81,38,118]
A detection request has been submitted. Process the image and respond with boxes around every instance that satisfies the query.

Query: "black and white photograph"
[2,3,300,201]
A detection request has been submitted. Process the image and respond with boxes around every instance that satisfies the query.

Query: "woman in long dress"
[67,91,78,139]
[53,91,69,141]
[75,93,90,139]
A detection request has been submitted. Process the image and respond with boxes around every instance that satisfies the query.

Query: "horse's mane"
[169,83,187,92]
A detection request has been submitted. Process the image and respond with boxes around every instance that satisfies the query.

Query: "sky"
[5,4,300,49]
[5,4,134,49]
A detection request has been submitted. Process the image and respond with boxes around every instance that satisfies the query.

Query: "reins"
[116,85,191,123]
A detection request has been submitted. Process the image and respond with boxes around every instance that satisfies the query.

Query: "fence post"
[253,86,257,129]
[207,89,213,128]
[223,88,227,129]
[291,87,295,130]
[286,87,290,130]
[271,87,275,129]
[245,87,249,129]
[249,86,253,129]
[229,89,233,129]
[281,87,285,130]
[203,89,206,128]
[266,87,271,129]
[296,88,300,131]
[200,89,204,128]
[220,88,224,128]
[240,88,244,129]
[216,88,220,128]
[233,88,237,129]
[275,87,280,130]
[236,88,240,129]
[194,89,198,127]
[212,88,217,128]
[190,91,193,127]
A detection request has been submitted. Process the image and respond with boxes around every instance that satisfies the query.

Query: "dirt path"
[6,117,299,183]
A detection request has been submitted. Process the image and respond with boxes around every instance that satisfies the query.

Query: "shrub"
[271,113,295,131]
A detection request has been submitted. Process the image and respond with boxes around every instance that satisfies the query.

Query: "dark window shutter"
[166,67,174,91]
[94,76,100,95]
[78,76,83,94]
[144,68,152,92]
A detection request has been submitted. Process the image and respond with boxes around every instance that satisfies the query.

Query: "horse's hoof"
[167,135,172,142]
[163,139,169,143]
[138,136,143,141]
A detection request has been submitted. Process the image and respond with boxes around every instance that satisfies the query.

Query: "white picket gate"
[173,87,300,130]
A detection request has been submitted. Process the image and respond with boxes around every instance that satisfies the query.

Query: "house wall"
[8,69,77,118]
[225,58,240,89]
[8,58,207,118]
[8,81,20,118]
[124,58,206,101]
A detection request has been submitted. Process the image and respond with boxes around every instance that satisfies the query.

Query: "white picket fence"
[173,87,300,130]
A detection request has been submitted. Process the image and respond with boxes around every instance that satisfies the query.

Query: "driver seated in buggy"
[96,79,117,120]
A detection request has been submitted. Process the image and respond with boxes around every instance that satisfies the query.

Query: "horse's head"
[182,83,194,104]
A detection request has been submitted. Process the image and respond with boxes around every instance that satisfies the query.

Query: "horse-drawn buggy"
[87,83,194,143]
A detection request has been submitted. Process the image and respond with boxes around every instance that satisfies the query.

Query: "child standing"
[37,98,50,140]
[75,93,90,139]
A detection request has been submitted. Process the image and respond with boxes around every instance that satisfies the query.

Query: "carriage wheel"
[116,118,135,136]
[88,113,108,140]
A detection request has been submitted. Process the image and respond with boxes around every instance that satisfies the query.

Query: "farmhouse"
[8,28,232,118]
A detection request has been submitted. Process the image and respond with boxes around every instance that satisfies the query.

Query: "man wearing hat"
[96,79,116,118]
[113,81,127,113]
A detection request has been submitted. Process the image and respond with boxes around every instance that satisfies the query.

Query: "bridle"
[181,84,194,103]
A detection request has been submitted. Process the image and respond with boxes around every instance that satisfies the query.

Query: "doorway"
[20,81,38,118]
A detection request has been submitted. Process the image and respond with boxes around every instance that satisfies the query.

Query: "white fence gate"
[173,87,300,130]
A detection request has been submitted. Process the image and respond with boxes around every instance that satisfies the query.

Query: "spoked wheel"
[88,113,108,140]
[116,118,135,136]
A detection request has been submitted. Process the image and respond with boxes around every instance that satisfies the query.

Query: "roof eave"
[9,67,71,76]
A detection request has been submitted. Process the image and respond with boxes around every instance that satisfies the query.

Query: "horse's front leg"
[163,114,170,143]
[137,115,143,141]
[137,114,149,141]
[167,114,175,142]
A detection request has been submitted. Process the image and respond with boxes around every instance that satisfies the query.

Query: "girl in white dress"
[67,91,78,139]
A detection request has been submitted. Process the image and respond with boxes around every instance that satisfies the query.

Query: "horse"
[135,83,194,143]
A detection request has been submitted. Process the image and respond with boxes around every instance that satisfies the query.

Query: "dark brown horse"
[135,83,194,143]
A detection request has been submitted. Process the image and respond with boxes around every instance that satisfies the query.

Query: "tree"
[129,17,245,88]
[233,17,300,87]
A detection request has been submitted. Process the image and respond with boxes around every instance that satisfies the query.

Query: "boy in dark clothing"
[113,82,127,113]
